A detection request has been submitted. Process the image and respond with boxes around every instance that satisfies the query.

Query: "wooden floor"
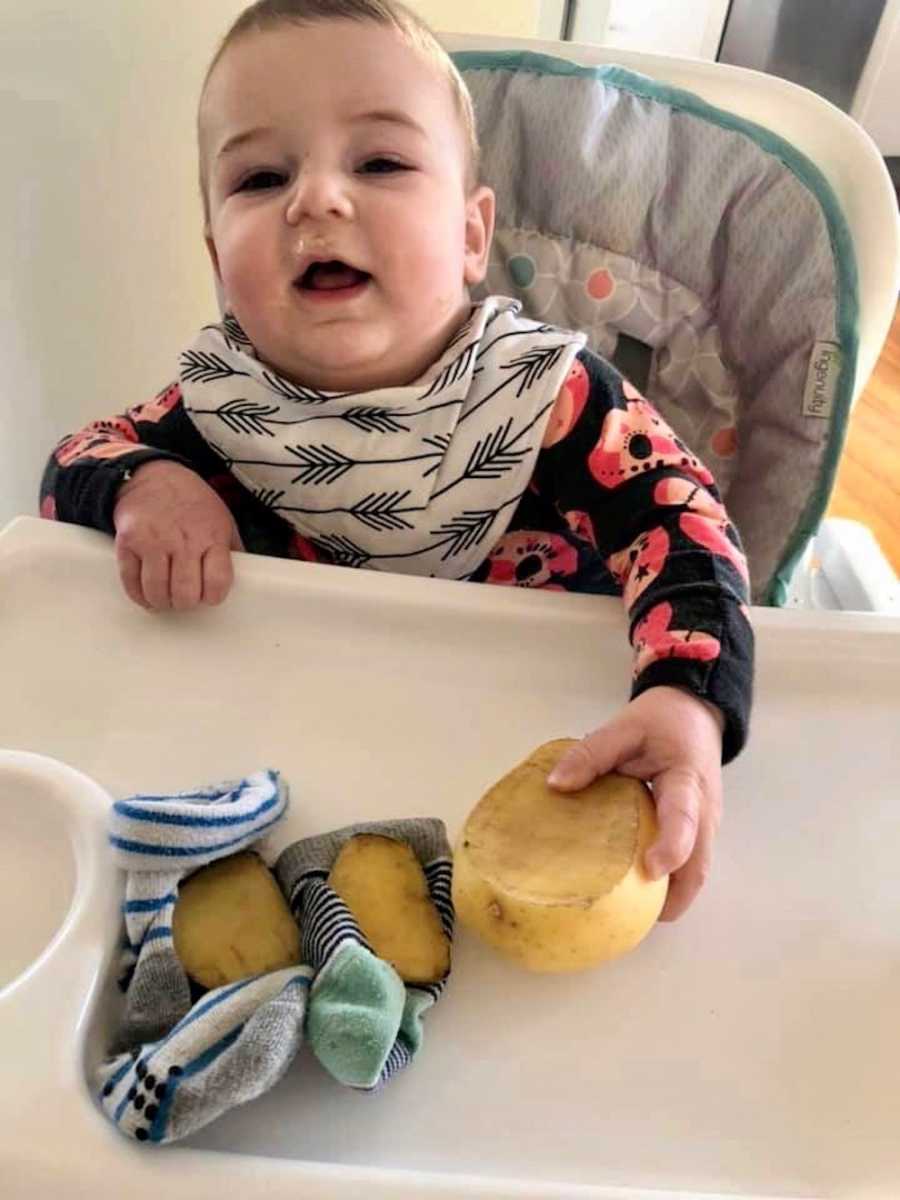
[826,300,900,574]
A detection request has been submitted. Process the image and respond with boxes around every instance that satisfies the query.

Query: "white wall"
[0,1,248,524]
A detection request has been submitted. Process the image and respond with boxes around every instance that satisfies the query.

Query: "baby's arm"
[536,351,754,919]
[40,384,243,608]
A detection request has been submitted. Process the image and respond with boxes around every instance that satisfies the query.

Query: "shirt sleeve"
[39,382,229,535]
[532,348,754,763]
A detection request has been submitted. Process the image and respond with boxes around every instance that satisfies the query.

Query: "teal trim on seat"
[453,51,860,605]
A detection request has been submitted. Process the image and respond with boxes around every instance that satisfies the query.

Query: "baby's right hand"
[113,461,243,610]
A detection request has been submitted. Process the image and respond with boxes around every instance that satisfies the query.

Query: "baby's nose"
[285,168,354,224]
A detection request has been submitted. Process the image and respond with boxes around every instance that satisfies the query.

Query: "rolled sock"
[110,769,289,1043]
[95,770,309,1143]
[275,818,454,1091]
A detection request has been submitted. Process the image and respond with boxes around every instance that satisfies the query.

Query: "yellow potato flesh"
[328,834,450,984]
[452,739,668,972]
[173,851,301,989]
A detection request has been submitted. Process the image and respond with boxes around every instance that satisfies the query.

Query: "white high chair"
[443,31,900,612]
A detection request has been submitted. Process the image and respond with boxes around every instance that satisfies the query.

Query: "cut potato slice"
[453,739,668,972]
[328,834,450,984]
[173,850,301,989]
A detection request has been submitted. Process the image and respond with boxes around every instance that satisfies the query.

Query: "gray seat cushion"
[455,51,859,604]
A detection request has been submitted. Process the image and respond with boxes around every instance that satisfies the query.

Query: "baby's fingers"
[170,549,203,611]
[117,547,149,609]
[141,550,173,610]
[657,828,714,922]
[644,766,704,881]
[202,543,234,606]
[548,719,643,791]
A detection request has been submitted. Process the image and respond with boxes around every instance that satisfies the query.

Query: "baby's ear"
[463,186,495,287]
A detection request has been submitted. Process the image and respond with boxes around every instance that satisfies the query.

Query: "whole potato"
[453,739,668,972]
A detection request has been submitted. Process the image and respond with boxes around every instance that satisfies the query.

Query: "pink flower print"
[55,418,139,467]
[607,527,670,608]
[679,513,750,585]
[563,509,597,549]
[128,382,182,425]
[632,602,721,678]
[40,495,57,521]
[542,359,590,448]
[588,395,715,491]
[485,531,578,589]
[653,477,727,522]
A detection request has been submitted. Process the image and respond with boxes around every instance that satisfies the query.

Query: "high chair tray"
[1,515,898,1200]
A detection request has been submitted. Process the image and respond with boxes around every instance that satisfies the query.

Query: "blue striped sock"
[96,770,306,1142]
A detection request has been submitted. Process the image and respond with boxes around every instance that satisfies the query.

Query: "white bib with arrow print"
[179,296,586,579]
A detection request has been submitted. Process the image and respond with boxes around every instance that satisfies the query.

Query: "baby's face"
[200,20,494,391]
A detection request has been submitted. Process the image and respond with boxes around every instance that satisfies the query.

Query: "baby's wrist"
[644,685,725,735]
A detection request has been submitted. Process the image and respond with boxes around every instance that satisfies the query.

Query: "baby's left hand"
[547,686,724,921]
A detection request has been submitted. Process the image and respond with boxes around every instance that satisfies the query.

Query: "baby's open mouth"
[295,261,371,292]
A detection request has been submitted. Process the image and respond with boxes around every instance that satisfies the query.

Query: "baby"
[41,0,754,923]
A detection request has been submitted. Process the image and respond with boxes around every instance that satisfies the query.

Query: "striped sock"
[95,770,311,1143]
[275,818,454,1091]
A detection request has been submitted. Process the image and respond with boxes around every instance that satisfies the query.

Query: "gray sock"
[97,966,311,1143]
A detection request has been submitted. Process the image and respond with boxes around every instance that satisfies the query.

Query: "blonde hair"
[198,0,480,217]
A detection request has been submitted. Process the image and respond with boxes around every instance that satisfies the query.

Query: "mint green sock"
[306,941,405,1088]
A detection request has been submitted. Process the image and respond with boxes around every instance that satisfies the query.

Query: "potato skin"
[173,851,301,989]
[328,834,450,984]
[453,740,668,972]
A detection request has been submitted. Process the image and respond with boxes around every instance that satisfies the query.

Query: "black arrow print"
[220,314,256,355]
[341,407,412,434]
[429,509,500,560]
[459,342,572,426]
[421,433,452,479]
[259,370,347,405]
[180,350,252,385]
[505,344,567,395]
[350,491,415,532]
[464,419,528,480]
[420,342,478,400]
[313,534,371,569]
[253,487,286,510]
[198,399,282,437]
[284,445,355,486]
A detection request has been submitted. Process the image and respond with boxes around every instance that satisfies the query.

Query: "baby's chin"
[243,299,473,393]
[270,355,421,394]
[263,337,444,394]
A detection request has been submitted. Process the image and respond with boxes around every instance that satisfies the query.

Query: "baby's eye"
[358,157,409,175]
[235,170,288,193]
